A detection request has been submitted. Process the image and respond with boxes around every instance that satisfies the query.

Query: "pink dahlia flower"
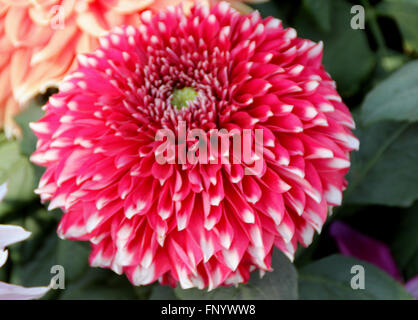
[0,184,50,300]
[31,3,359,289]
[0,0,262,137]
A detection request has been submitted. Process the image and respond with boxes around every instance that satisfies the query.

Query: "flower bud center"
[171,87,197,109]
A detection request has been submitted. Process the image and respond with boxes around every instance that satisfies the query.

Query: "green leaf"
[293,0,375,97]
[299,255,413,300]
[59,268,138,300]
[11,209,58,264]
[303,0,332,32]
[369,49,412,91]
[0,267,6,282]
[379,51,411,75]
[14,101,45,156]
[175,250,298,300]
[250,2,293,21]
[8,226,139,299]
[10,229,89,286]
[0,137,37,216]
[10,232,58,287]
[294,235,320,268]
[376,0,418,52]
[361,60,418,125]
[391,204,418,279]
[149,285,178,300]
[345,120,418,207]
[56,240,90,282]
[10,228,138,300]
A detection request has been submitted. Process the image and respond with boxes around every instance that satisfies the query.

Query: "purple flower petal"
[405,276,418,299]
[329,221,403,282]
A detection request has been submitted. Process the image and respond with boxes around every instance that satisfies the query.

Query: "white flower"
[0,183,50,300]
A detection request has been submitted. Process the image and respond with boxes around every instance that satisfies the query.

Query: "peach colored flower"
[0,0,265,137]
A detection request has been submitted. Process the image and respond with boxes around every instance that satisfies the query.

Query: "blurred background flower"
[0,0,266,137]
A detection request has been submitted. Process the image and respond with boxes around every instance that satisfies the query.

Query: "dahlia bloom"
[31,3,359,289]
[0,0,262,137]
[0,184,50,300]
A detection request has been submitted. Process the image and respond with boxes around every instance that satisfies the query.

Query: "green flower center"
[171,87,198,109]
